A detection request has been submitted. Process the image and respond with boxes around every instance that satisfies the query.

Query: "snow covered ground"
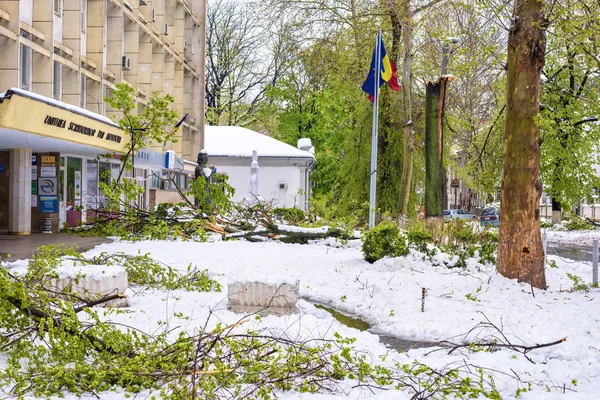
[4,229,600,399]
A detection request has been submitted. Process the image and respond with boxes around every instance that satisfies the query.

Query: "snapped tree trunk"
[497,0,548,289]
[424,76,454,221]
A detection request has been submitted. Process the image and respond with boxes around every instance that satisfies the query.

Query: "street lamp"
[441,37,459,76]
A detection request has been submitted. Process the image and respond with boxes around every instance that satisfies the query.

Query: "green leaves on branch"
[90,250,221,292]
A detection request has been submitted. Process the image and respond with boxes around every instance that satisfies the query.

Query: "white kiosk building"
[203,126,315,211]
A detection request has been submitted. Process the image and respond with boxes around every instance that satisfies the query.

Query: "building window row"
[19,31,32,91]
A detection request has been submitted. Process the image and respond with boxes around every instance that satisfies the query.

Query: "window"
[101,85,107,115]
[80,74,86,108]
[19,31,32,91]
[98,162,111,207]
[53,61,62,100]
[150,170,162,189]
[177,173,188,190]
[86,160,98,209]
[81,0,87,32]
[54,0,62,15]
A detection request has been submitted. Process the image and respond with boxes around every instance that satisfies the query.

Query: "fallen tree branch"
[425,312,566,363]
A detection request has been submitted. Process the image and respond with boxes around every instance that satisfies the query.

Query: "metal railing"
[543,233,599,285]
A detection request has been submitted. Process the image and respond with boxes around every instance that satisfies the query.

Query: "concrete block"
[48,265,128,308]
[228,281,299,315]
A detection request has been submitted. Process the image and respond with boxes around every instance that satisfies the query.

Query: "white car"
[444,209,476,221]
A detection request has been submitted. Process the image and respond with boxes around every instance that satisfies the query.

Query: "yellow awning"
[0,88,129,154]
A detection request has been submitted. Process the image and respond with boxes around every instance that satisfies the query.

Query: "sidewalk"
[0,234,112,262]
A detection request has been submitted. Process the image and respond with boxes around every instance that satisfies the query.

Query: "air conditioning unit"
[139,0,147,5]
[183,40,187,50]
[151,9,156,21]
[164,22,168,35]
[122,55,131,70]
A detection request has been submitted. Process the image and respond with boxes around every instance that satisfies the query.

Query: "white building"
[204,126,315,210]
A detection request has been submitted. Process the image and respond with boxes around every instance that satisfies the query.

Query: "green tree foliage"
[101,82,178,210]
[539,0,600,209]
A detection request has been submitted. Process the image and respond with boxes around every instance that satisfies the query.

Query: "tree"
[539,0,600,223]
[101,83,178,210]
[497,0,547,289]
[205,0,288,126]
[394,0,447,220]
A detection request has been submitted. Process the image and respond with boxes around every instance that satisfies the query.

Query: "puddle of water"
[312,302,437,352]
[314,304,369,331]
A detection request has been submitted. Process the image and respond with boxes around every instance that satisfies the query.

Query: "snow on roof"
[2,87,119,128]
[204,126,314,159]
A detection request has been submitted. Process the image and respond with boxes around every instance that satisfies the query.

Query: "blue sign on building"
[0,164,4,174]
[39,195,59,213]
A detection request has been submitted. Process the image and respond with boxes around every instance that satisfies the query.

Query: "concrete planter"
[228,281,299,315]
[47,265,128,308]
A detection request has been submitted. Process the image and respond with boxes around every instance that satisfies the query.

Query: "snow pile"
[5,231,600,399]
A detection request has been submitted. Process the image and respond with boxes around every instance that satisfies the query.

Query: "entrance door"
[66,157,83,227]
[59,156,66,228]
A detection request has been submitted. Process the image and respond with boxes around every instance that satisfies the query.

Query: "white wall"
[211,162,307,209]
[20,0,33,25]
[53,11,63,43]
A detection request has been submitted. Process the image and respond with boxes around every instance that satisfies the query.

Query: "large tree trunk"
[424,76,453,222]
[397,5,414,221]
[551,198,562,224]
[497,0,547,289]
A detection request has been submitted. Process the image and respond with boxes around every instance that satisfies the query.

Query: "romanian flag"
[361,36,400,101]
[172,113,188,135]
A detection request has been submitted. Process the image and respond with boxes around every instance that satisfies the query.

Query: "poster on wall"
[40,166,56,177]
[39,195,58,213]
[74,171,81,201]
[32,155,37,166]
[31,195,37,208]
[31,168,37,180]
[39,178,57,195]
[32,180,37,195]
[41,156,55,166]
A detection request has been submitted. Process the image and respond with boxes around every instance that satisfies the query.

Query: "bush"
[478,230,498,264]
[362,223,409,263]
[540,218,553,228]
[406,220,435,256]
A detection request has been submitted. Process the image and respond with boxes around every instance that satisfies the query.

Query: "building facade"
[0,0,206,234]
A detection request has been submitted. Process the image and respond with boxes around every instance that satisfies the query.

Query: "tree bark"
[424,76,453,220]
[397,4,414,221]
[497,0,548,289]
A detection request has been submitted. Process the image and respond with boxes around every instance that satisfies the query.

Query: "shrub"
[362,223,409,263]
[478,230,498,264]
[406,220,435,256]
[540,218,553,228]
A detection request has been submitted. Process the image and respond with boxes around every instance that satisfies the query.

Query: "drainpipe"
[305,158,316,213]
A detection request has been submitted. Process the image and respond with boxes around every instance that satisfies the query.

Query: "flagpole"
[368,30,382,229]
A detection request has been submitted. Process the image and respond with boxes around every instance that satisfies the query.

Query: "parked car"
[480,207,500,227]
[443,209,476,221]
